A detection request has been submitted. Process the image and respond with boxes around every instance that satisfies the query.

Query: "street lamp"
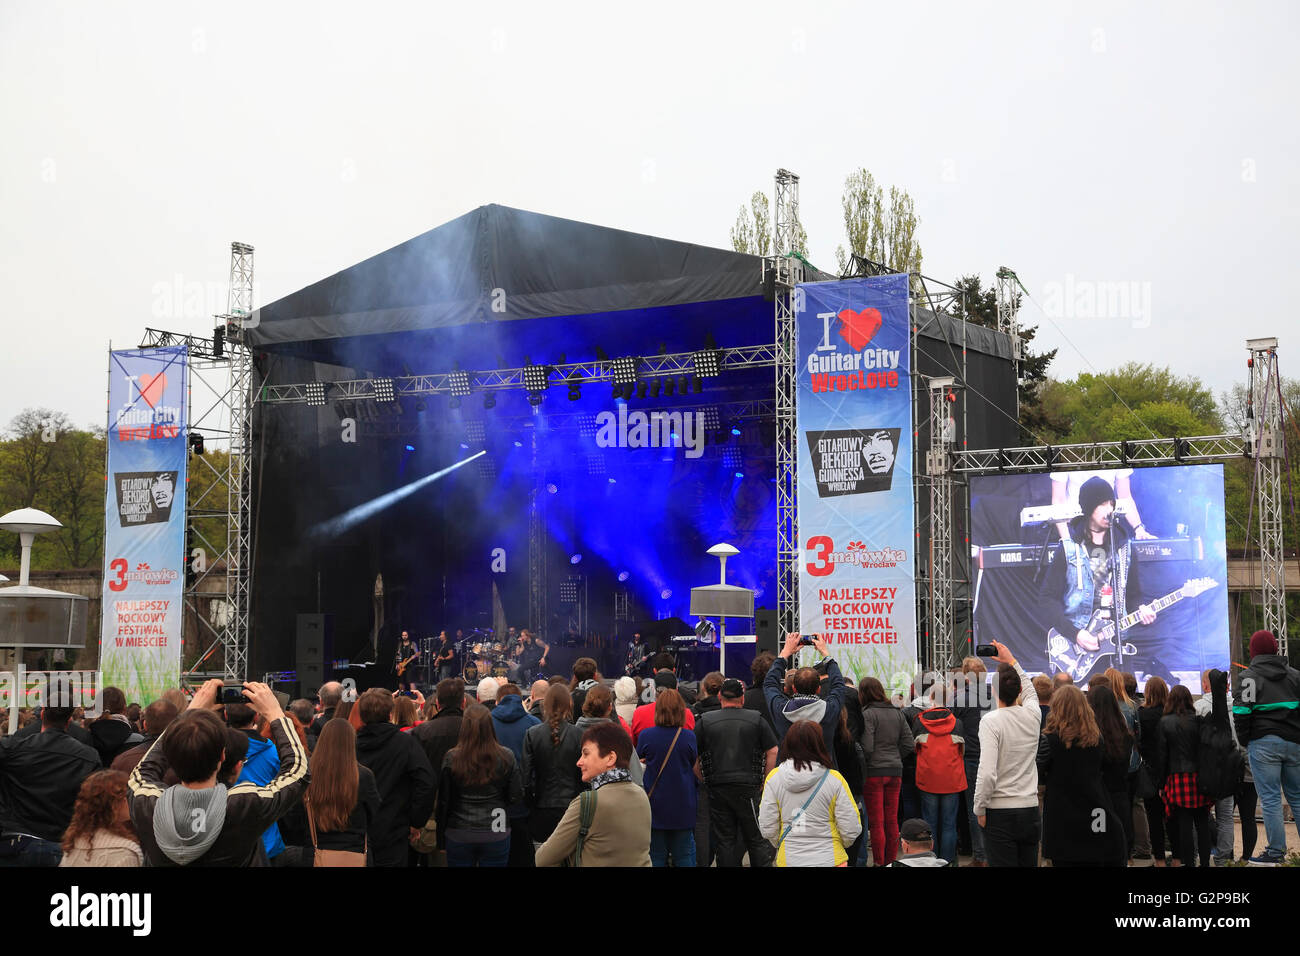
[0,509,88,733]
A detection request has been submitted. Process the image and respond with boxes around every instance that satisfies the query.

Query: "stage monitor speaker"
[296,613,334,697]
[755,608,777,656]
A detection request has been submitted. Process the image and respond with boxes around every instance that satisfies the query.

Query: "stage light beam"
[307,450,486,540]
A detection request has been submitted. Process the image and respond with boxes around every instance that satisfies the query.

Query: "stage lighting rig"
[611,356,639,386]
[306,382,328,406]
[693,348,723,377]
[523,361,550,393]
[373,378,396,403]
[449,370,472,398]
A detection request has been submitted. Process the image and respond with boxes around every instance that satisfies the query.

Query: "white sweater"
[972,662,1041,815]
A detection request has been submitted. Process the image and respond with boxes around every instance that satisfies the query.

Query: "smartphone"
[219,683,246,705]
[975,644,997,657]
[799,635,816,646]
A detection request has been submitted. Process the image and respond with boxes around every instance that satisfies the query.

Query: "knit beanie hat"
[613,677,638,705]
[1078,476,1116,519]
[1250,630,1279,658]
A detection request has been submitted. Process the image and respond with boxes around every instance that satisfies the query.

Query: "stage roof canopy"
[248,204,826,350]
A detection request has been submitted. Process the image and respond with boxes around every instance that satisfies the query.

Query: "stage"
[241,205,1018,691]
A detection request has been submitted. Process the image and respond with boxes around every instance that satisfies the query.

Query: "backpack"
[565,790,598,867]
[1196,715,1244,800]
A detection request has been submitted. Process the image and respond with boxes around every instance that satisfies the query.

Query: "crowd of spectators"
[1,627,1296,868]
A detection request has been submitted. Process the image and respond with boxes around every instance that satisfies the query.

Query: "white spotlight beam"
[308,451,485,540]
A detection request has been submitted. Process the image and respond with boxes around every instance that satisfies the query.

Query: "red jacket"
[914,708,966,795]
[630,702,694,745]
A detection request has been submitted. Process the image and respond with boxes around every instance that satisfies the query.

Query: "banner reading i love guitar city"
[796,274,916,686]
[99,347,189,705]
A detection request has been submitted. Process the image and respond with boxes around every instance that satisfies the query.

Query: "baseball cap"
[899,818,932,842]
[719,678,745,700]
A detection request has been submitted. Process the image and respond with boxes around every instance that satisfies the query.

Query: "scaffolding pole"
[1248,338,1287,655]
[927,378,957,669]
[772,168,803,641]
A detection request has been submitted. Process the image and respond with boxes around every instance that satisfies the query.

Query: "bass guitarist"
[1040,476,1157,679]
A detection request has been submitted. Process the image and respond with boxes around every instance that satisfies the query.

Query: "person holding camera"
[763,632,849,767]
[126,679,309,867]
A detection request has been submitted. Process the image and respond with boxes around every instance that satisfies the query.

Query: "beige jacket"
[535,780,652,867]
[58,830,144,867]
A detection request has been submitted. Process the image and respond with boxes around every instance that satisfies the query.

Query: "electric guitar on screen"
[1046,577,1218,683]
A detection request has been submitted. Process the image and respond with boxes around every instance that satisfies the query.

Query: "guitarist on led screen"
[1040,476,1158,682]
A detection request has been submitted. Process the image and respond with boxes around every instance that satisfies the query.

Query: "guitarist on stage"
[394,630,420,693]
[1040,476,1157,679]
[432,630,457,682]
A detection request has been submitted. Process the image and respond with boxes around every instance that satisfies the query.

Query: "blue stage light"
[546,483,558,494]
[608,477,617,484]
[570,553,582,564]
[660,588,672,600]
[618,571,630,582]
[734,471,744,478]
[404,444,415,452]
[731,425,742,436]
[460,442,469,450]
[513,440,523,448]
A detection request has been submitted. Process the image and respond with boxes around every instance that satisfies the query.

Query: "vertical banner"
[796,274,916,685]
[100,347,189,704]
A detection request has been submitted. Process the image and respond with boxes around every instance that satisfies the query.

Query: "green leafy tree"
[0,409,103,569]
[46,427,106,568]
[1036,364,1221,444]
[834,169,922,275]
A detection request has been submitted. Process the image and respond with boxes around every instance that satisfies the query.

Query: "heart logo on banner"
[137,373,167,408]
[837,308,883,352]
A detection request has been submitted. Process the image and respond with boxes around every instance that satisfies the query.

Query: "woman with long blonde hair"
[1038,685,1125,866]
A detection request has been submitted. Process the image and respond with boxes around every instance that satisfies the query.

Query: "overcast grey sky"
[2,0,1295,433]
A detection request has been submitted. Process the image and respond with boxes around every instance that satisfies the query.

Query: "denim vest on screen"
[1060,535,1130,634]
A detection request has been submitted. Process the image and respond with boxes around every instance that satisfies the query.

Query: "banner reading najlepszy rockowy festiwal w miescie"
[796,274,916,686]
[100,347,188,704]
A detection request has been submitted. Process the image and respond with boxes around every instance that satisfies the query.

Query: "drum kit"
[458,629,516,683]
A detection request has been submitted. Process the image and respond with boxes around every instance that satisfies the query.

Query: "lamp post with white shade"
[0,509,89,734]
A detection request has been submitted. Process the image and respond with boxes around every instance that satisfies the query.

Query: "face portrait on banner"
[862,429,897,478]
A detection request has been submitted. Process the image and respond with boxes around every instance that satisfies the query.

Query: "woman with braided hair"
[521,684,584,844]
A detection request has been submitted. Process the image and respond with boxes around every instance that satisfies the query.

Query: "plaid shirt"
[1162,771,1213,813]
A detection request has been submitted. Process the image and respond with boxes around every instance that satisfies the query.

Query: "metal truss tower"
[217,242,255,680]
[772,169,804,642]
[138,244,256,684]
[926,378,958,668]
[1248,338,1287,654]
[995,267,1023,419]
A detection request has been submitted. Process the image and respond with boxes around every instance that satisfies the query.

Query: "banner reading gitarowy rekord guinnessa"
[796,274,916,687]
[100,347,188,704]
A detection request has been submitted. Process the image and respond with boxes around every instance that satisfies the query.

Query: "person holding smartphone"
[762,633,849,768]
[971,642,1043,867]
